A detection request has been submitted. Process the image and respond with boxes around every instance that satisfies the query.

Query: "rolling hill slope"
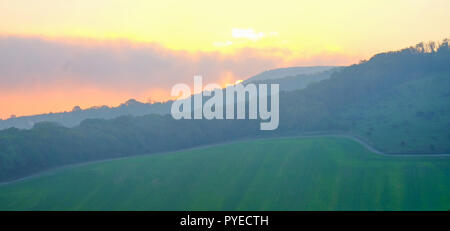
[0,137,448,211]
[243,66,336,82]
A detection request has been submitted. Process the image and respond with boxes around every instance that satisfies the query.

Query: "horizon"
[1,38,446,120]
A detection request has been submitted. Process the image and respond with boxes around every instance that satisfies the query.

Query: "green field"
[0,137,448,211]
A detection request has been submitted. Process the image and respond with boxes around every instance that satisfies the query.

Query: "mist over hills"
[0,66,337,130]
[0,99,171,130]
[248,67,340,92]
[0,39,449,182]
[243,66,336,82]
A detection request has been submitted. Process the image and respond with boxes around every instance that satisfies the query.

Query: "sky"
[0,0,449,118]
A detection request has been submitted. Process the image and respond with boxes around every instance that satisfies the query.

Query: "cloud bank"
[0,36,357,118]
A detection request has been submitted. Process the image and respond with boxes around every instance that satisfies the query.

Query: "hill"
[250,67,338,92]
[243,66,337,83]
[0,137,448,210]
[278,40,450,153]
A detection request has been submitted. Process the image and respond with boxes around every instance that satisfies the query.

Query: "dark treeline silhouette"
[0,39,449,182]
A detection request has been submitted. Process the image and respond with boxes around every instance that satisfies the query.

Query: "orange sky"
[0,0,449,118]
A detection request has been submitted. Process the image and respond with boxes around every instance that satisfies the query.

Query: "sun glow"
[2,0,449,55]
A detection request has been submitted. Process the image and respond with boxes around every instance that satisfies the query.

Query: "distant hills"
[0,99,172,130]
[243,66,336,83]
[249,67,341,92]
[0,66,338,130]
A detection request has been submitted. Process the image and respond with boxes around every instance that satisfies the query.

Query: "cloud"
[0,36,270,90]
[0,35,358,117]
[213,41,233,47]
[232,28,265,40]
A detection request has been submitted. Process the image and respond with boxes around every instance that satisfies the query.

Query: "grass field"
[0,137,448,211]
